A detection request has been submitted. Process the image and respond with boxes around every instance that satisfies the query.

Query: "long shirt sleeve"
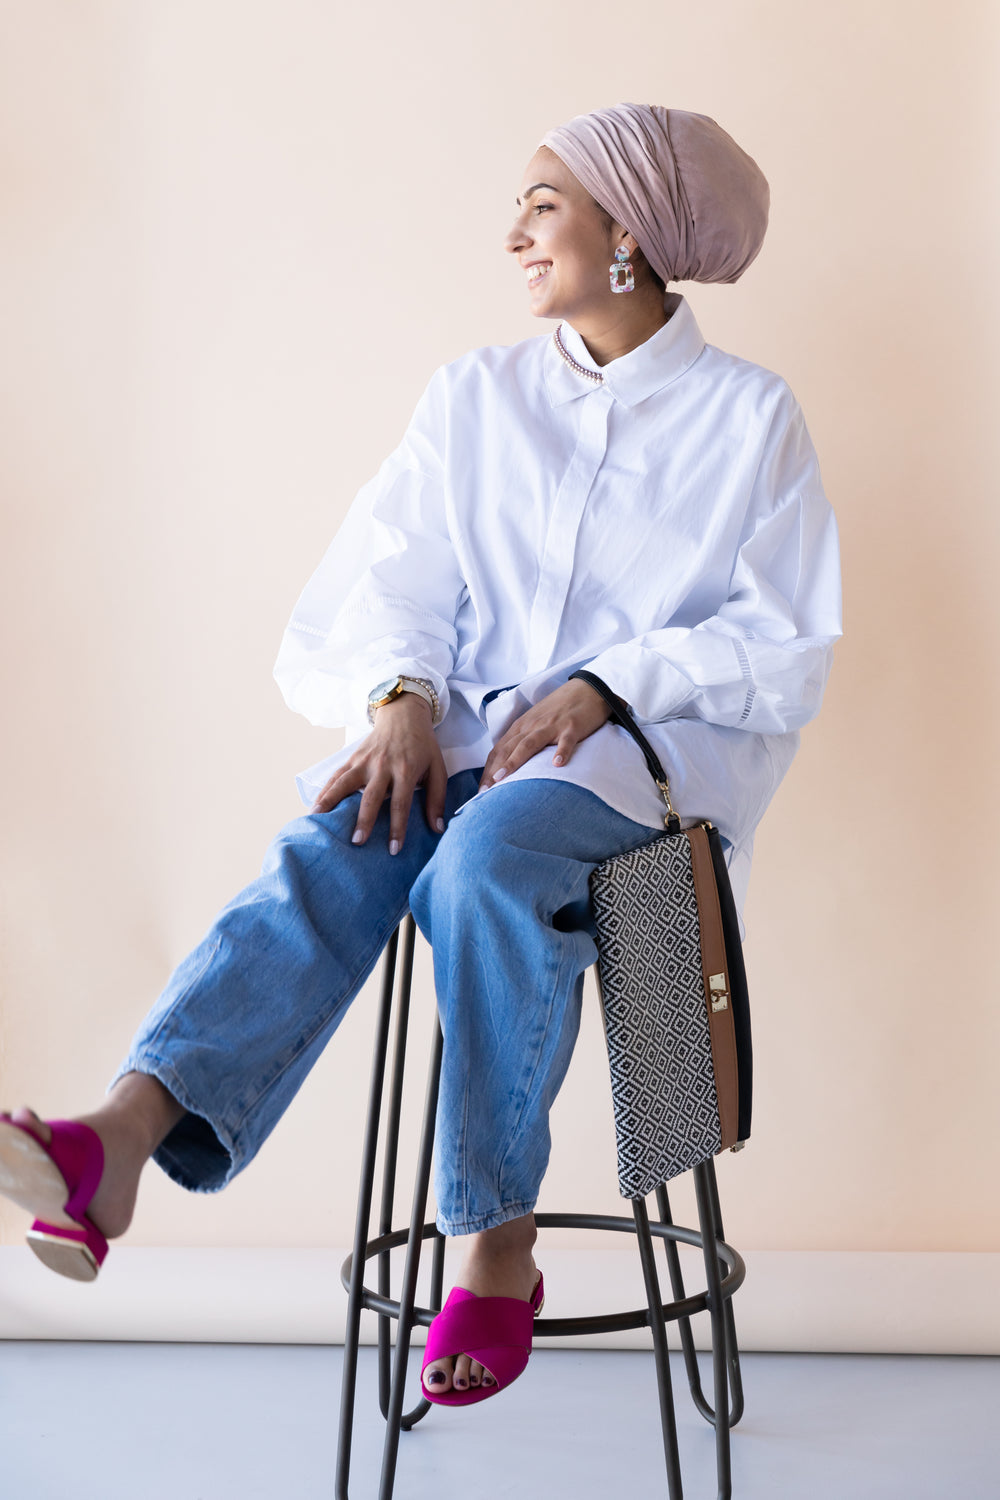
[586,388,840,734]
[274,375,465,728]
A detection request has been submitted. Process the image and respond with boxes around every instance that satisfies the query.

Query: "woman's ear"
[609,225,636,255]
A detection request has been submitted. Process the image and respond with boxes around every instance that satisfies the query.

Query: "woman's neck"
[570,288,672,368]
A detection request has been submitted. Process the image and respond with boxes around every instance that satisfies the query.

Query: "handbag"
[569,670,753,1198]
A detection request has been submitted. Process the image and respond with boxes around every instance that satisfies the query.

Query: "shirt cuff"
[583,645,696,726]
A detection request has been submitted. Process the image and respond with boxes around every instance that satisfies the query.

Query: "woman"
[0,105,841,1404]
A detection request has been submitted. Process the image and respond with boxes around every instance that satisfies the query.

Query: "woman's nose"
[504,218,530,256]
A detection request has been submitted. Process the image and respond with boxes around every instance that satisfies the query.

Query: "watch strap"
[368,675,441,725]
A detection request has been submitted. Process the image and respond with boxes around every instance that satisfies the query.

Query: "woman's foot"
[422,1211,539,1396]
[1,1074,185,1242]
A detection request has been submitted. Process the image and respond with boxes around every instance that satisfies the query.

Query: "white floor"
[1,1342,997,1499]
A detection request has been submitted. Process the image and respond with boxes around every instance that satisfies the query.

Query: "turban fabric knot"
[542,104,770,287]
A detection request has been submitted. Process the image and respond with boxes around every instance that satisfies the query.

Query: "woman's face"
[505,146,625,325]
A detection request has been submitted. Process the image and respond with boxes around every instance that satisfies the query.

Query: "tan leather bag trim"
[687,826,739,1148]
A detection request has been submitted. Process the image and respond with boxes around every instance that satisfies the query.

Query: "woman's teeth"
[527,263,551,283]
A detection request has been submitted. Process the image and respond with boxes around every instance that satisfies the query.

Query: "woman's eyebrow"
[516,183,561,205]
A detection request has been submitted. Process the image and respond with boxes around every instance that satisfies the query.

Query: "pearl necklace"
[552,326,603,385]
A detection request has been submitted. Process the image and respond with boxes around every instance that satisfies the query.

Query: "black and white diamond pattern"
[591,834,721,1197]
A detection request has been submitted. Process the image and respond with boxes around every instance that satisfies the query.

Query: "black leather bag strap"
[569,669,681,834]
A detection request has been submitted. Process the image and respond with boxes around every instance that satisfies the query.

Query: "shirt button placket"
[525,389,612,673]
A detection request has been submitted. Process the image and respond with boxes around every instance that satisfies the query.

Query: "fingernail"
[553,755,564,767]
[351,830,364,845]
[389,839,400,856]
[435,817,445,833]
[492,767,508,782]
[426,1370,447,1387]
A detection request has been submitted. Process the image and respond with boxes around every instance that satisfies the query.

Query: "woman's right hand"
[311,694,447,854]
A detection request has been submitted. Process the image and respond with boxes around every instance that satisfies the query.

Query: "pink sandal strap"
[425,1290,534,1364]
[40,1121,105,1221]
[421,1276,544,1401]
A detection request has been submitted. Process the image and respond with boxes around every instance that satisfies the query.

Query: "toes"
[422,1357,453,1394]
[423,1354,494,1396]
[11,1109,50,1144]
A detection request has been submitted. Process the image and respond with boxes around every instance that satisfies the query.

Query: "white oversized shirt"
[274,295,842,916]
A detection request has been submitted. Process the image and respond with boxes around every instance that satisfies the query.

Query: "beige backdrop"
[2,1,998,1340]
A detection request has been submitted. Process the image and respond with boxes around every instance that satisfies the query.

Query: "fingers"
[479,723,525,788]
[423,747,448,835]
[480,681,613,789]
[478,743,503,790]
[552,726,579,768]
[480,719,579,789]
[311,765,364,815]
[314,718,449,852]
[388,767,420,853]
[351,770,392,847]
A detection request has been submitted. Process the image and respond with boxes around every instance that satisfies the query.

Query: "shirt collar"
[543,293,706,409]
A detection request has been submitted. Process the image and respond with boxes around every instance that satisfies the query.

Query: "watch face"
[369,676,402,705]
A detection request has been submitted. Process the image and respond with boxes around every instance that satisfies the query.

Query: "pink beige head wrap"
[542,104,769,286]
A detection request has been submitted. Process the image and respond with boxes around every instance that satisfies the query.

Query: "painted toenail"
[426,1371,447,1386]
[455,1377,468,1388]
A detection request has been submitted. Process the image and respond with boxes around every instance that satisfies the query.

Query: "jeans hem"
[435,1198,537,1237]
[107,1055,238,1194]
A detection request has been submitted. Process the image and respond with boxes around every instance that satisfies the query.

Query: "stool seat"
[336,916,746,1499]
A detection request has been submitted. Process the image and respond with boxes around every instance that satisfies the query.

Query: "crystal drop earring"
[609,244,635,294]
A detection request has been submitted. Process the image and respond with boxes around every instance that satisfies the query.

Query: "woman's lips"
[526,262,551,287]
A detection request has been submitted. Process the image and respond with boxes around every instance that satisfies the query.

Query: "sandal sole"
[0,1120,78,1228]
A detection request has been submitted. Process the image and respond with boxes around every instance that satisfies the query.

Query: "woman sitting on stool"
[0,103,841,1405]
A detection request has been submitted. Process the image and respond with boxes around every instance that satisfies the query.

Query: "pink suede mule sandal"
[0,1115,108,1282]
[420,1270,545,1406]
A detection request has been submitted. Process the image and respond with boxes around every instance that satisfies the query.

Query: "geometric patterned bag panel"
[590,833,722,1198]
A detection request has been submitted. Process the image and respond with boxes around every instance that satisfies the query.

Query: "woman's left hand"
[479,679,612,790]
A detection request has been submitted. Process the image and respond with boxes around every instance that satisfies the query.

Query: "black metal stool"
[336,915,746,1500]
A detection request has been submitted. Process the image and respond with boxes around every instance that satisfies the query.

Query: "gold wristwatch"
[367,675,441,725]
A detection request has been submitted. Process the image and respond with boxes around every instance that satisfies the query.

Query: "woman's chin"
[527,293,560,322]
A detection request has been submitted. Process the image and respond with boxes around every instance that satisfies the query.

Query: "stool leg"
[633,1194,685,1500]
[377,1013,443,1498]
[377,919,418,1418]
[429,1228,446,1322]
[655,1173,744,1428]
[655,1182,709,1418]
[693,1162,735,1500]
[336,926,400,1500]
[701,1161,744,1427]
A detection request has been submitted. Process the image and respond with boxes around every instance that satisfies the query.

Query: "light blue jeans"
[115,772,655,1234]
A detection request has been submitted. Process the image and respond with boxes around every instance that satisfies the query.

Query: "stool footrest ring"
[340,1211,745,1337]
